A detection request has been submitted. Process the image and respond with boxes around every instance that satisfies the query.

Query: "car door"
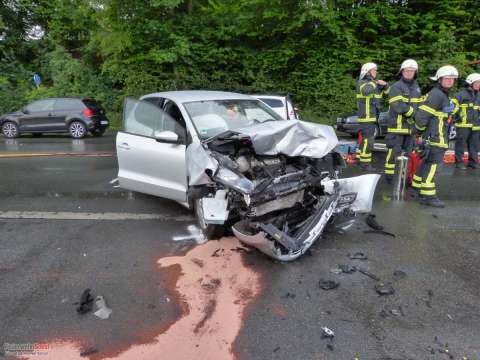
[20,99,56,131]
[53,99,81,131]
[116,98,188,202]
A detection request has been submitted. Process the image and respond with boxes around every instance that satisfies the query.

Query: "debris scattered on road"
[357,268,380,281]
[273,346,280,353]
[390,306,404,317]
[447,314,453,320]
[230,247,251,253]
[366,213,384,230]
[393,270,407,279]
[93,296,112,320]
[330,266,343,275]
[363,229,396,237]
[432,213,438,219]
[319,279,340,290]
[321,326,335,338]
[338,264,357,273]
[80,347,98,357]
[76,288,94,314]
[284,292,296,299]
[326,343,334,351]
[349,252,368,260]
[211,248,224,257]
[374,282,395,296]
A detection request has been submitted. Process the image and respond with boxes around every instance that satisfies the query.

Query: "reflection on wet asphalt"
[1,135,479,359]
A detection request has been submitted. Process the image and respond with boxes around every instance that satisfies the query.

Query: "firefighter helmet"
[400,59,418,71]
[360,62,377,79]
[429,65,459,81]
[465,73,480,85]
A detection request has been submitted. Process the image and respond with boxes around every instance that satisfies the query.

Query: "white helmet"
[429,65,459,81]
[465,73,480,85]
[400,59,418,71]
[360,62,377,79]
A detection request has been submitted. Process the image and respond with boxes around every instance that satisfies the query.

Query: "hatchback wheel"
[69,121,87,139]
[1,121,19,138]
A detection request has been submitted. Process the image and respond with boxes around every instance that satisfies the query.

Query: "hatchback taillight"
[83,108,94,117]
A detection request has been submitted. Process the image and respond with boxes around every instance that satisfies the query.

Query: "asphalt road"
[0,133,479,360]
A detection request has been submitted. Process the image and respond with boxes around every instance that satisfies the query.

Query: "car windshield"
[183,99,283,139]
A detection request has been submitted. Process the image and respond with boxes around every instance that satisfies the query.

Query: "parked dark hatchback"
[335,111,389,138]
[0,97,109,138]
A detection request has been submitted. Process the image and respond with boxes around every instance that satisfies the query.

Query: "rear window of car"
[258,98,284,108]
[54,99,82,111]
[82,99,105,114]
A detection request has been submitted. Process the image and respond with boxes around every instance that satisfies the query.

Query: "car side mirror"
[154,130,179,143]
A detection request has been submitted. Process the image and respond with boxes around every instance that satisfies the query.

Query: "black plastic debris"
[273,347,280,353]
[366,213,384,230]
[357,268,380,281]
[80,348,98,357]
[76,289,94,314]
[349,252,368,260]
[393,270,407,279]
[321,327,335,338]
[363,229,396,237]
[375,283,395,296]
[284,292,296,299]
[338,264,357,274]
[319,279,340,290]
[326,343,334,351]
[211,248,223,257]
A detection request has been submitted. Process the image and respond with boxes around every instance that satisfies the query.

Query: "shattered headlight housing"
[214,168,255,194]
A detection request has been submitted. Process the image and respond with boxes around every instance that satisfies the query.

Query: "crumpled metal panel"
[235,120,338,159]
[186,142,218,186]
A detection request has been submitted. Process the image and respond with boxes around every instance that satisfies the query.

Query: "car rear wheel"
[194,198,224,240]
[69,121,87,139]
[2,121,19,138]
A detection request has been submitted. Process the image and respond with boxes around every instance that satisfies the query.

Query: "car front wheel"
[1,121,19,138]
[194,198,224,240]
[69,121,87,139]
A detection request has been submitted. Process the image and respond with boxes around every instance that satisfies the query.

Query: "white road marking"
[0,211,193,221]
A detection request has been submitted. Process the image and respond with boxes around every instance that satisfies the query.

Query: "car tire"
[194,198,224,240]
[1,121,19,138]
[69,121,87,139]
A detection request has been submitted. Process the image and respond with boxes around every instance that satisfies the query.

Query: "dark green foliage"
[1,0,478,128]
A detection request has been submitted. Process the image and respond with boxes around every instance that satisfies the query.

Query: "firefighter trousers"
[384,133,414,176]
[358,123,376,164]
[455,128,479,166]
[411,146,444,197]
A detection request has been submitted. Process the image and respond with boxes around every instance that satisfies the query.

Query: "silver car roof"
[141,90,254,103]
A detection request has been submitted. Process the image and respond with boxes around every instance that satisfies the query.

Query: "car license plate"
[100,121,108,125]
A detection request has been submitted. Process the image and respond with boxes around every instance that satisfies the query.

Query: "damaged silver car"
[116,91,380,261]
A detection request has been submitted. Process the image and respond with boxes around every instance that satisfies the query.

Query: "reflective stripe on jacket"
[356,76,388,123]
[414,84,451,149]
[451,88,480,128]
[387,78,422,134]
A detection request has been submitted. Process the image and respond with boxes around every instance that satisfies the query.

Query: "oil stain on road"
[21,237,262,360]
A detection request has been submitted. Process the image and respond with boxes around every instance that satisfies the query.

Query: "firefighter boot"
[421,196,445,208]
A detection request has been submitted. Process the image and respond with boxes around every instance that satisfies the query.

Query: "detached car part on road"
[116,91,380,261]
[0,97,109,139]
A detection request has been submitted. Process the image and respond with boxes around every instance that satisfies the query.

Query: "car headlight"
[214,168,255,194]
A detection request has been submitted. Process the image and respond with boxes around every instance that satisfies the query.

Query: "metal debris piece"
[375,283,395,296]
[93,295,112,320]
[330,266,343,274]
[349,252,368,260]
[393,270,407,279]
[321,326,335,338]
[338,264,357,273]
[76,289,94,314]
[319,279,340,290]
[357,268,380,281]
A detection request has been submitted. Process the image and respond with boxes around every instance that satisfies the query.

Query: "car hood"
[187,120,339,186]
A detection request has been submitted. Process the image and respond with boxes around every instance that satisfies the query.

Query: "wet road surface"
[1,134,479,359]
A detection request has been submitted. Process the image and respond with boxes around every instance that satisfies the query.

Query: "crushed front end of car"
[187,120,380,261]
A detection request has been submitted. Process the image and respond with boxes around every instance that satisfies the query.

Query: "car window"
[258,98,284,108]
[26,99,55,112]
[123,98,185,142]
[163,100,187,141]
[143,97,165,108]
[54,99,82,111]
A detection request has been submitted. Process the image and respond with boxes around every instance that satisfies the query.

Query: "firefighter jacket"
[451,87,480,129]
[356,76,389,123]
[387,77,423,134]
[414,84,453,149]
[476,92,480,131]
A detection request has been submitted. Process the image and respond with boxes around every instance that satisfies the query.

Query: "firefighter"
[356,62,389,170]
[384,59,422,183]
[410,65,458,208]
[451,73,480,169]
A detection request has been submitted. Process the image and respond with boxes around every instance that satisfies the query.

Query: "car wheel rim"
[3,123,17,137]
[70,123,85,138]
